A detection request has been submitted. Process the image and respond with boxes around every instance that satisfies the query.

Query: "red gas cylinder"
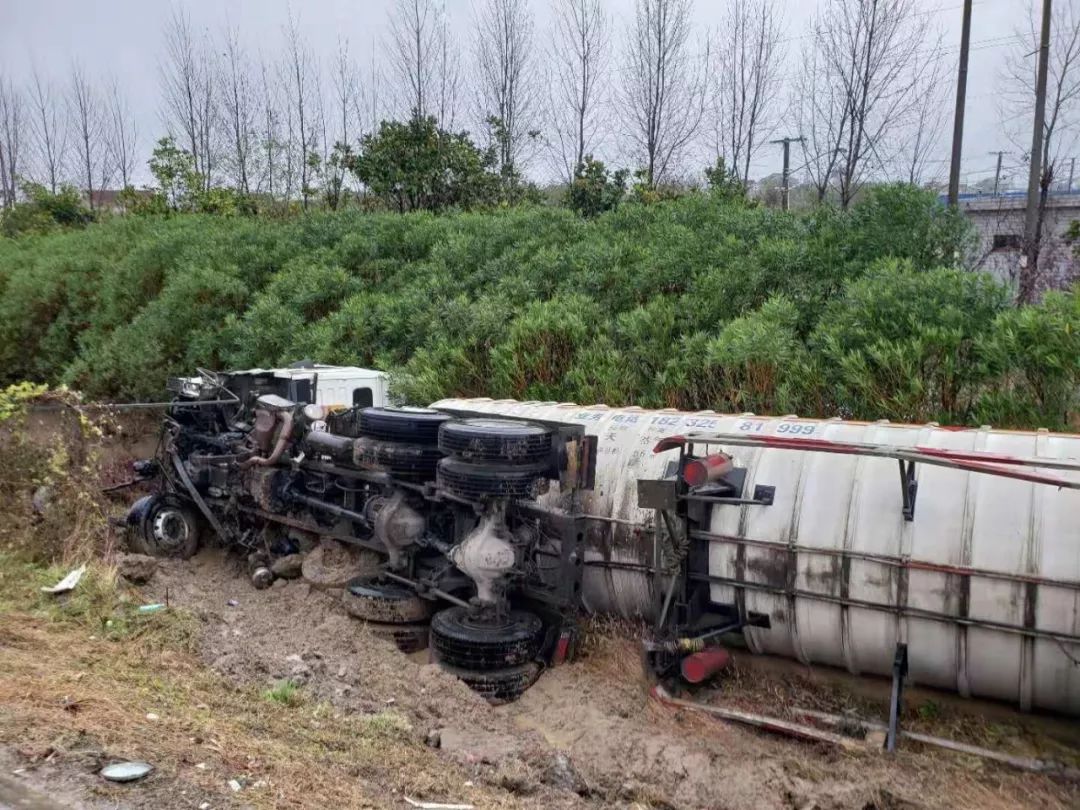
[680,647,733,684]
[682,453,734,487]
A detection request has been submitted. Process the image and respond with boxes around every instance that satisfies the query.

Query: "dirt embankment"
[146,551,1080,810]
[4,547,1080,810]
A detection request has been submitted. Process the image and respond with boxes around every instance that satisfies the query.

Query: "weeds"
[263,679,302,707]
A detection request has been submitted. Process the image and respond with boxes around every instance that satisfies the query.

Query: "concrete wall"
[962,194,1080,295]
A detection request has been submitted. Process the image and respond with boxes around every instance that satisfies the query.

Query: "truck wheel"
[342,576,433,623]
[126,495,200,559]
[438,419,553,464]
[436,457,549,500]
[438,661,541,704]
[357,407,450,444]
[430,606,543,670]
[367,621,430,654]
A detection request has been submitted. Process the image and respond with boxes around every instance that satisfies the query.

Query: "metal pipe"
[237,506,385,554]
[286,489,372,528]
[793,707,1080,779]
[677,431,1080,488]
[381,570,472,609]
[240,411,295,468]
[688,529,1080,593]
[652,685,863,750]
[689,571,1080,646]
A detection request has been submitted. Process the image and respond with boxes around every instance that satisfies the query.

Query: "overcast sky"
[0,0,1035,188]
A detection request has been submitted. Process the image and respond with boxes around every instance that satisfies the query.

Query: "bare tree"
[474,0,539,178]
[434,10,461,128]
[363,37,385,136]
[330,38,362,148]
[220,25,257,194]
[387,0,459,126]
[793,40,849,202]
[546,0,610,184]
[0,76,24,208]
[283,12,321,208]
[794,0,929,207]
[711,0,785,187]
[326,37,364,206]
[622,0,707,188]
[69,63,109,210]
[1001,0,1080,301]
[257,57,283,199]
[900,42,948,186]
[28,69,68,193]
[106,78,138,189]
[160,7,215,191]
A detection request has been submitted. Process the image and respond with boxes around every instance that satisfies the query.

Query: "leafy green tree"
[485,115,542,205]
[844,183,974,270]
[323,142,354,211]
[567,157,627,218]
[704,157,747,202]
[348,116,499,213]
[148,136,204,212]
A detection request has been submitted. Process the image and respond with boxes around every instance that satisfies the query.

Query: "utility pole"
[770,136,805,211]
[1068,157,1075,193]
[990,151,1006,196]
[948,0,974,207]
[1022,0,1053,303]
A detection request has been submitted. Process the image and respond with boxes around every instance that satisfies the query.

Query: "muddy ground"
[6,544,1078,810]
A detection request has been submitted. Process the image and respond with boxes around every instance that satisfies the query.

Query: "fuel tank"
[431,398,1080,714]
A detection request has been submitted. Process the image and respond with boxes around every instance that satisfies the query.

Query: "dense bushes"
[0,184,1077,430]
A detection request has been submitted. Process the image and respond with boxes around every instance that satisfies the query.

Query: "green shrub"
[975,289,1080,429]
[2,184,1076,430]
[811,259,1009,423]
[0,183,94,237]
[660,296,811,414]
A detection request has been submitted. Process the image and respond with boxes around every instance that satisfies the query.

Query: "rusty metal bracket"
[898,460,918,521]
[886,642,909,753]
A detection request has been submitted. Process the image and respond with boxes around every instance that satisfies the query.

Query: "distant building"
[83,188,155,212]
[958,191,1080,295]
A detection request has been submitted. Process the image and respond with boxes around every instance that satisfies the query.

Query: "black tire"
[430,606,543,670]
[436,457,549,500]
[342,576,433,623]
[438,419,554,465]
[358,407,450,444]
[126,494,200,559]
[353,437,444,481]
[367,621,430,654]
[438,661,541,705]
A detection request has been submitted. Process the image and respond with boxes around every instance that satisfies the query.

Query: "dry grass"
[0,388,119,566]
[0,558,527,810]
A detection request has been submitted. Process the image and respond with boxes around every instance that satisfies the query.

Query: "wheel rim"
[151,508,190,553]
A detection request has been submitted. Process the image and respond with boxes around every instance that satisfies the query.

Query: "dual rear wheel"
[342,575,432,654]
[342,578,544,703]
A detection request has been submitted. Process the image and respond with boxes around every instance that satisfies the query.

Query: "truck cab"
[169,364,390,414]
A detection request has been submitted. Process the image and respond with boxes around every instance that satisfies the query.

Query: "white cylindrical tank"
[432,398,1080,715]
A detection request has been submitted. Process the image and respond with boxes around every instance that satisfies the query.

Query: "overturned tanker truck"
[127,366,1080,713]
